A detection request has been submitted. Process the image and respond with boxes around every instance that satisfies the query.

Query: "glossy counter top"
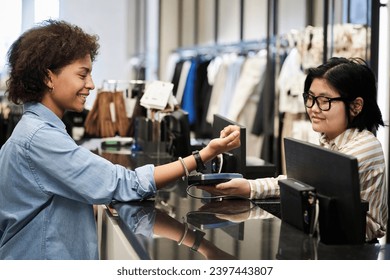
[84,140,390,260]
[107,185,390,260]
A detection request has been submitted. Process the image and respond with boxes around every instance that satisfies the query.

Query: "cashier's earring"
[350,98,363,117]
[49,86,54,93]
[351,109,361,117]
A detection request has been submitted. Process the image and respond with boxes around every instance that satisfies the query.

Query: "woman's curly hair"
[6,19,100,104]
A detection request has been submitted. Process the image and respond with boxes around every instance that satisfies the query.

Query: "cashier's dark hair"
[303,57,385,133]
[5,19,100,104]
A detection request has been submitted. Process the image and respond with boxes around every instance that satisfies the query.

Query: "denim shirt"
[0,102,156,259]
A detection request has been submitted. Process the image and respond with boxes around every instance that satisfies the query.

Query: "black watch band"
[190,229,205,252]
[192,150,206,172]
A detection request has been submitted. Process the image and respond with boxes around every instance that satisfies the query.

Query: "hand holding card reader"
[188,173,243,185]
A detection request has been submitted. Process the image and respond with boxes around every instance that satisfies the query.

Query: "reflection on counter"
[100,184,390,260]
[110,191,281,260]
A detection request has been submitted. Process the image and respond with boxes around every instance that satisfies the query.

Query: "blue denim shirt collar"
[24,102,66,130]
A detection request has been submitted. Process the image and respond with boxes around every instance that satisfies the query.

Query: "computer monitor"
[212,114,246,175]
[284,137,367,245]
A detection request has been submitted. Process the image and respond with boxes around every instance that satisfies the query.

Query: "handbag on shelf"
[84,91,130,138]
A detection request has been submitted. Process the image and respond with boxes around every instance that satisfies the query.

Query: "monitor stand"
[317,194,368,245]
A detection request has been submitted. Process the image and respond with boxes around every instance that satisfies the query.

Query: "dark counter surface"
[108,185,390,260]
[85,140,390,260]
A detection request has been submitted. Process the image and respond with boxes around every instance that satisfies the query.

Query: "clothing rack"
[168,0,381,176]
[172,39,273,59]
[322,0,379,71]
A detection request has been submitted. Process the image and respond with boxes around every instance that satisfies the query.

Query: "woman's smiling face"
[42,54,95,118]
[307,78,348,140]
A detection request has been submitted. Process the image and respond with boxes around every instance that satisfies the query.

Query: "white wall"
[278,0,306,34]
[59,0,130,109]
[381,2,389,190]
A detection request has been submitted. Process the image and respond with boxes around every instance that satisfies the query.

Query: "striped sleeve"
[248,175,286,199]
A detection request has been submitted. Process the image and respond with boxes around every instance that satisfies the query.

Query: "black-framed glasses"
[302,92,346,111]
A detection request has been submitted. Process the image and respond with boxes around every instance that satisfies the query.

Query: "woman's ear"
[45,69,54,90]
[350,97,364,117]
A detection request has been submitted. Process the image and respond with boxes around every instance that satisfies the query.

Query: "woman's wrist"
[177,225,206,252]
[199,145,216,165]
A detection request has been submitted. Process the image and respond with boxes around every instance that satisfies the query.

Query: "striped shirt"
[249,128,388,241]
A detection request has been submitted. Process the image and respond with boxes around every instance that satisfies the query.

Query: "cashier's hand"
[197,178,251,198]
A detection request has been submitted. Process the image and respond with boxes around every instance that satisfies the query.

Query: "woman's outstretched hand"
[206,125,241,156]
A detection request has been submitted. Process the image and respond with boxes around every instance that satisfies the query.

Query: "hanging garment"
[181,59,198,125]
[165,52,181,82]
[193,57,213,138]
[175,60,192,104]
[218,54,245,117]
[277,47,306,114]
[171,60,185,97]
[228,50,267,122]
[206,54,230,124]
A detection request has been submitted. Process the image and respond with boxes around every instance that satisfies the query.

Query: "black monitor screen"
[212,114,246,175]
[284,137,366,245]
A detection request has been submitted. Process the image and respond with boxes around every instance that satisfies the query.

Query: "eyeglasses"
[302,92,346,111]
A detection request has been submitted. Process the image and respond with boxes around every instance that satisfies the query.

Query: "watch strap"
[190,229,205,252]
[192,150,206,172]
